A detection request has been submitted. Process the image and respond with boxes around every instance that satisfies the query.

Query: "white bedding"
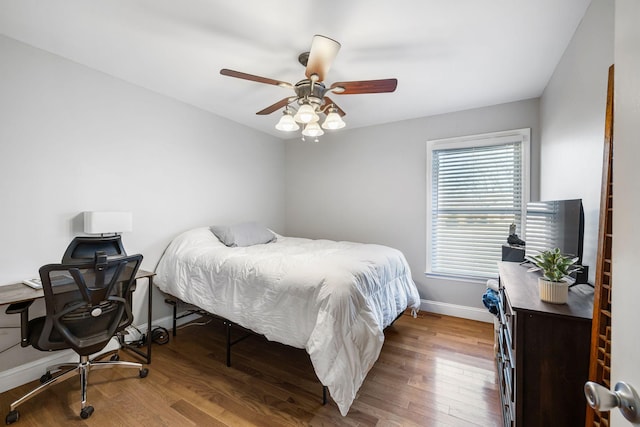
[154,227,420,415]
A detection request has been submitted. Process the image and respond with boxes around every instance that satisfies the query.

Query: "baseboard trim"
[143,312,200,336]
[420,299,494,323]
[0,312,198,394]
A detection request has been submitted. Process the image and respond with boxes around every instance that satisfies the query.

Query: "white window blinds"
[427,129,529,279]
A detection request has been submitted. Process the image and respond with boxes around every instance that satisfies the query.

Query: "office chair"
[4,252,148,424]
[60,235,133,361]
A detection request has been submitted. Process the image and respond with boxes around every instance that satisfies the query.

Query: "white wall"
[539,0,615,282]
[0,35,285,381]
[285,99,540,318]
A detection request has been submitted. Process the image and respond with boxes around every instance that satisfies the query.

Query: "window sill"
[424,272,495,284]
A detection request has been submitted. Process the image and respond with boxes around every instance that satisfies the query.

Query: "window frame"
[426,128,531,280]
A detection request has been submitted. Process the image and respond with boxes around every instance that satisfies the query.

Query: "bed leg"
[322,385,327,405]
[165,298,178,336]
[163,298,178,337]
[172,301,177,336]
[226,321,232,367]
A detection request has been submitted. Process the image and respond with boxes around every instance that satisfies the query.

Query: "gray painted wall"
[0,35,285,372]
[540,0,614,282]
[285,99,540,314]
[284,0,614,314]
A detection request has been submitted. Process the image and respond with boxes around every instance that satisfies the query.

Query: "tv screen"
[524,199,584,264]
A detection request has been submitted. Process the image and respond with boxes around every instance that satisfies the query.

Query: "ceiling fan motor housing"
[295,80,326,107]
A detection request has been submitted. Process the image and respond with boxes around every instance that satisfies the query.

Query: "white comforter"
[154,227,420,415]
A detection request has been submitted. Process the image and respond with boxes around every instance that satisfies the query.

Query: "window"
[426,128,530,279]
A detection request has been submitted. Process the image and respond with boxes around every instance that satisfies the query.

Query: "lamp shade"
[294,104,319,124]
[275,111,300,131]
[322,111,346,129]
[302,122,324,137]
[84,211,132,234]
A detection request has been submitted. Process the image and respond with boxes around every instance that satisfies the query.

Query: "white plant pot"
[538,278,569,304]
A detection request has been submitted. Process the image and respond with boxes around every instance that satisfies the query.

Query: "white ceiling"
[0,0,591,139]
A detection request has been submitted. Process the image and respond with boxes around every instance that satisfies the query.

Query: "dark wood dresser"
[496,261,594,427]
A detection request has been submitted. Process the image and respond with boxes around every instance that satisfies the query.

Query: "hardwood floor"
[0,312,502,426]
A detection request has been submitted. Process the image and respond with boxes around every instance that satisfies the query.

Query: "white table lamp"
[84,211,132,235]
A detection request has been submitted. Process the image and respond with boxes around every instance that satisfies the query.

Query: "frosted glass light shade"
[275,112,300,131]
[322,111,346,129]
[84,211,132,234]
[294,104,319,123]
[302,122,324,137]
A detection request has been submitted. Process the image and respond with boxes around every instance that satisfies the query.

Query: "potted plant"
[525,248,582,304]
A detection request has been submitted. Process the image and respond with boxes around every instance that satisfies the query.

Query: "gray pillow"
[210,222,276,247]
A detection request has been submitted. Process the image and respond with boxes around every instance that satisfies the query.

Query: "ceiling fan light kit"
[302,122,324,138]
[322,107,346,130]
[275,108,300,131]
[221,34,397,140]
[293,103,319,124]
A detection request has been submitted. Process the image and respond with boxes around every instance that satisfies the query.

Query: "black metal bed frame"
[163,296,330,404]
[164,296,404,408]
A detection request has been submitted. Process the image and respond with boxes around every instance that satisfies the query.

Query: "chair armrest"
[5,300,34,314]
[6,300,34,347]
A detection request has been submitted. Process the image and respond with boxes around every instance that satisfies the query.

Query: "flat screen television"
[524,198,585,265]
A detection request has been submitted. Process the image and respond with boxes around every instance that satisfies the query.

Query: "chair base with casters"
[4,252,148,424]
[5,352,148,424]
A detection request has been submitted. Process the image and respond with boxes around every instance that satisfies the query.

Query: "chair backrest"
[37,252,143,355]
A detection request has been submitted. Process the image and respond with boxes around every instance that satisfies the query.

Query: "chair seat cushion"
[28,317,68,352]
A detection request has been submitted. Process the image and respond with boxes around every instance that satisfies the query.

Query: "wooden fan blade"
[305,35,341,82]
[220,69,293,89]
[331,78,398,94]
[256,97,292,115]
[323,97,346,117]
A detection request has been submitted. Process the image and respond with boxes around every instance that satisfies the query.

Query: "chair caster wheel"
[139,368,149,378]
[80,406,94,419]
[40,372,52,384]
[5,410,19,424]
[110,354,120,361]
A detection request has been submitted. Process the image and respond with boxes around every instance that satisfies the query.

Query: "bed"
[154,225,420,416]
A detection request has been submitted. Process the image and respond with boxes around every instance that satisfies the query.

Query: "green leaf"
[525,248,582,282]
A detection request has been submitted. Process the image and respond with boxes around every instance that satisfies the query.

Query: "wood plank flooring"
[0,312,502,426]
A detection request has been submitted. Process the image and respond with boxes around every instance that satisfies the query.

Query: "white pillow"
[210,222,276,247]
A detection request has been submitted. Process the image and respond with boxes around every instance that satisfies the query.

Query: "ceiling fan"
[220,35,398,139]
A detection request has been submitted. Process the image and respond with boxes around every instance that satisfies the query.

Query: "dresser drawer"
[497,341,515,427]
[497,278,516,426]
[499,324,514,400]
